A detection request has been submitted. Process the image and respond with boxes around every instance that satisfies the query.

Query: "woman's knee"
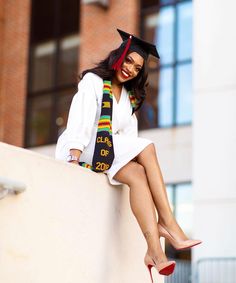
[137,143,156,162]
[132,162,146,179]
[145,143,156,154]
[113,161,146,185]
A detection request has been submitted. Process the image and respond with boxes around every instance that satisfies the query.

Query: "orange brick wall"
[0,0,5,140]
[0,0,31,147]
[80,0,140,71]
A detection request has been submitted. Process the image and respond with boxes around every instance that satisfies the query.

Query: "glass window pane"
[28,95,53,147]
[60,0,80,36]
[138,71,159,130]
[141,0,160,9]
[141,0,174,9]
[58,35,80,86]
[143,13,158,43]
[31,0,55,43]
[177,2,193,61]
[176,63,192,124]
[31,41,56,92]
[158,67,174,127]
[175,183,193,237]
[158,6,175,65]
[166,185,174,212]
[27,0,80,147]
[56,89,75,137]
[160,0,174,5]
[144,7,175,65]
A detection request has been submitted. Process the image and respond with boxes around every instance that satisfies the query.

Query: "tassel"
[112,35,132,70]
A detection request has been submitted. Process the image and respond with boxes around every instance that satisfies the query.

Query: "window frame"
[140,0,193,129]
[25,0,80,147]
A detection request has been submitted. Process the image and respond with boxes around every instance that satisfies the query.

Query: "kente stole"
[79,80,136,172]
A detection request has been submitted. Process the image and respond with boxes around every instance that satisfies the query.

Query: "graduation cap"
[112,28,160,70]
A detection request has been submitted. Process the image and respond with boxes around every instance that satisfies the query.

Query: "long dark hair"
[79,45,149,112]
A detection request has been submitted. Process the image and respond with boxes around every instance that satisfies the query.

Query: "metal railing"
[164,258,236,283]
[195,257,236,283]
[165,259,192,283]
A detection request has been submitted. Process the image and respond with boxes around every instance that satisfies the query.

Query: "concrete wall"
[193,0,236,272]
[0,142,164,283]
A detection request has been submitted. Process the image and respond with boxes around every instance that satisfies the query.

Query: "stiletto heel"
[158,223,202,250]
[144,253,176,282]
[147,264,154,283]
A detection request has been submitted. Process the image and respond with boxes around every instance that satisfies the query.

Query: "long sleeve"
[65,73,98,152]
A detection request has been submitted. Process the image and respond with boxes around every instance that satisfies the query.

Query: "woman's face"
[115,51,144,83]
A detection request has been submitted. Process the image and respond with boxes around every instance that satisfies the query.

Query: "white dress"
[55,72,153,185]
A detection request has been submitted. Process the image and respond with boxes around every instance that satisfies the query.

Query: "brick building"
[5,1,236,282]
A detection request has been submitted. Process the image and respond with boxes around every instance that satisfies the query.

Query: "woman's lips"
[120,69,130,79]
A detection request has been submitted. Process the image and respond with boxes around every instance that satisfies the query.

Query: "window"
[166,182,193,260]
[25,0,80,147]
[139,0,192,129]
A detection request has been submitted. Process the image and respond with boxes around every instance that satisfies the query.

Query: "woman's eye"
[126,57,131,63]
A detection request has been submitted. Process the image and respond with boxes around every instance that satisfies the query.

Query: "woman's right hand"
[68,148,82,164]
[69,160,79,165]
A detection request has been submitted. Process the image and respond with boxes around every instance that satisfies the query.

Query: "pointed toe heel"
[158,223,202,250]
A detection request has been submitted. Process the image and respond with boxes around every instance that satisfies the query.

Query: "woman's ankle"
[147,246,167,263]
[158,215,176,227]
[158,217,188,240]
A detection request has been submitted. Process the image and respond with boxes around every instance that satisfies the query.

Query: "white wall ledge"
[0,142,163,283]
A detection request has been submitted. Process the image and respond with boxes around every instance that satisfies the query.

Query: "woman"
[55,29,201,282]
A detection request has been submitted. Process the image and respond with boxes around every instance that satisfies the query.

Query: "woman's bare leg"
[113,161,167,263]
[136,143,188,240]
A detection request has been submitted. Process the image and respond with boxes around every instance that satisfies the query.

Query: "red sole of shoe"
[159,263,175,276]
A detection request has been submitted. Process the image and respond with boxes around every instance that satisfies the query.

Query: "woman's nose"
[127,64,134,75]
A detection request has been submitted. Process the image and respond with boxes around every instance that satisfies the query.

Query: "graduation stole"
[79,80,137,172]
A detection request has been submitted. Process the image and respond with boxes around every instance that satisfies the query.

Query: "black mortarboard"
[112,28,160,70]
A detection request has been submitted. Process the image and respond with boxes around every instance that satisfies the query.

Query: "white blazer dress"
[55,72,152,185]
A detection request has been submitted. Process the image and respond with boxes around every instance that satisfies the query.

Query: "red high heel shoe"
[144,253,176,282]
[158,223,202,250]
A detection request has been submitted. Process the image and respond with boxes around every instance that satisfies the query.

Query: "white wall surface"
[0,142,164,283]
[193,0,236,272]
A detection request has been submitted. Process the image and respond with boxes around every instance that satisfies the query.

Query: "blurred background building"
[0,0,236,282]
